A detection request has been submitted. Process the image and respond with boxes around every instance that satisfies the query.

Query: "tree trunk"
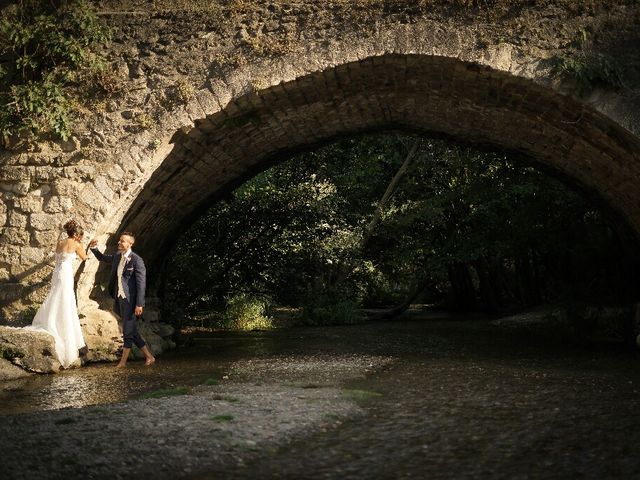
[374,278,432,320]
[333,138,421,286]
[515,251,540,307]
[473,257,502,312]
[359,139,421,250]
[448,262,476,311]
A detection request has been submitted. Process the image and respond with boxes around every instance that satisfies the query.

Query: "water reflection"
[0,353,226,416]
[0,330,304,416]
[2,319,639,417]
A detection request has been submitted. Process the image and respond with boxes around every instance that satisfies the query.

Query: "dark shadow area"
[143,132,640,340]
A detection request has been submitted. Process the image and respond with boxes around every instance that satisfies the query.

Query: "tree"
[163,133,640,328]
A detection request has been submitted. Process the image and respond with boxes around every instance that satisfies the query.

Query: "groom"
[89,232,155,367]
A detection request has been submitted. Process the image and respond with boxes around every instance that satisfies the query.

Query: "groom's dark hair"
[122,231,136,244]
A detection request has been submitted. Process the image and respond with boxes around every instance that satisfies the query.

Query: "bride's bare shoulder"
[56,238,73,253]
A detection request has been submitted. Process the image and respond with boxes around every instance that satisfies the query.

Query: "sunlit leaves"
[0,0,110,143]
[165,133,633,326]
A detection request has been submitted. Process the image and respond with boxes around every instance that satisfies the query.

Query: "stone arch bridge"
[1,1,640,351]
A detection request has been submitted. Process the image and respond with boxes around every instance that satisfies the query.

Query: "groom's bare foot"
[115,362,127,368]
[145,357,156,366]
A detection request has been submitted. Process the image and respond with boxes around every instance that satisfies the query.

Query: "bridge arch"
[107,54,640,285]
[1,2,639,338]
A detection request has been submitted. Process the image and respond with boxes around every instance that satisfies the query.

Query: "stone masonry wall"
[0,1,639,328]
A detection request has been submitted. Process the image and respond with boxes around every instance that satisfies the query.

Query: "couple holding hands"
[30,220,155,369]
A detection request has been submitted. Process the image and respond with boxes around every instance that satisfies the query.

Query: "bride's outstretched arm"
[75,241,88,261]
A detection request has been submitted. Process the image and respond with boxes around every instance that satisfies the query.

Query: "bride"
[30,220,88,368]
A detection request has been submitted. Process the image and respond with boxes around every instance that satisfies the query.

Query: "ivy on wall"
[0,0,111,145]
[554,27,625,95]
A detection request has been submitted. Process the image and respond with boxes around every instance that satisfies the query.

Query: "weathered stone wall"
[1,1,639,330]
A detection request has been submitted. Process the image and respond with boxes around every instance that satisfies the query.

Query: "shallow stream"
[2,314,640,479]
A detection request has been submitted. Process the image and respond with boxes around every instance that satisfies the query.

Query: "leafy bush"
[556,52,623,93]
[222,293,273,331]
[302,291,363,325]
[554,27,624,94]
[0,0,111,144]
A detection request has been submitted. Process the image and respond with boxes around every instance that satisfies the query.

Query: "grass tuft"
[343,389,383,401]
[211,414,234,422]
[141,386,191,399]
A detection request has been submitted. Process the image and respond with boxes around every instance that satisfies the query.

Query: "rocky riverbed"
[0,350,393,480]
[2,313,640,480]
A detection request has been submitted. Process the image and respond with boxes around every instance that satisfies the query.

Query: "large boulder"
[80,304,176,362]
[132,318,176,359]
[0,326,61,373]
[0,357,32,380]
[0,306,177,377]
[80,306,122,362]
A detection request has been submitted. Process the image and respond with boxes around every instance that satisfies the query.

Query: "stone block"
[31,167,56,184]
[11,180,31,196]
[136,320,166,358]
[195,89,221,116]
[52,178,79,196]
[80,308,122,362]
[149,321,175,338]
[0,244,21,265]
[0,268,9,281]
[0,325,61,373]
[30,212,61,231]
[31,230,57,247]
[8,211,28,229]
[43,195,73,213]
[25,283,50,303]
[65,165,96,181]
[76,183,105,210]
[20,246,47,266]
[0,200,6,227]
[106,164,126,183]
[1,227,30,245]
[93,176,116,201]
[13,194,44,213]
[60,136,81,153]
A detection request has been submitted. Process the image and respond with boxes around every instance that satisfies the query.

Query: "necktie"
[117,254,126,298]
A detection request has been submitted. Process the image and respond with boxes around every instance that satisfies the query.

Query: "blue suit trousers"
[116,297,146,349]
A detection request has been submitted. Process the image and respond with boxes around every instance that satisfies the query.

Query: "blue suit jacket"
[91,248,146,308]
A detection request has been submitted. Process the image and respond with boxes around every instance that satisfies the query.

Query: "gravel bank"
[0,353,393,480]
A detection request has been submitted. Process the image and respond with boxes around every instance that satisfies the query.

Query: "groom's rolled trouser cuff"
[116,299,146,349]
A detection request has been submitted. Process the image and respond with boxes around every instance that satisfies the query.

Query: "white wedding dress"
[30,251,86,368]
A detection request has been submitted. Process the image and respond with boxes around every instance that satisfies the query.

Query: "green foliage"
[554,27,624,94]
[165,133,640,327]
[556,52,623,93]
[0,0,111,144]
[140,386,191,399]
[130,112,154,132]
[222,293,273,331]
[301,291,364,325]
[211,414,234,422]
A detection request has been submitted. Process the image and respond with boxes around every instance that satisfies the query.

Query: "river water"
[2,314,640,479]
[223,319,640,479]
